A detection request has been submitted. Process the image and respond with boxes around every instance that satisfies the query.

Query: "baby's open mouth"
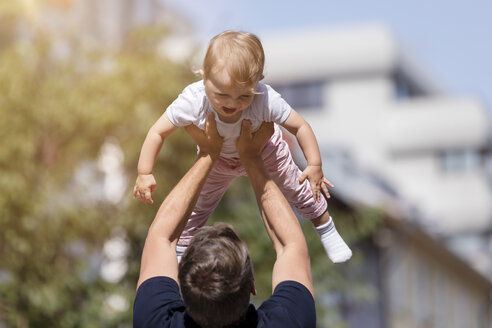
[223,107,236,114]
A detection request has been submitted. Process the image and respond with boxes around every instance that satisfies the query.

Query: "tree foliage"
[0,8,196,326]
[0,6,382,327]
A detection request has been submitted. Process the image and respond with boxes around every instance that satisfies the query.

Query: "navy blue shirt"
[134,276,316,327]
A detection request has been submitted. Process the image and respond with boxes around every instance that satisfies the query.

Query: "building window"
[441,149,482,172]
[272,81,323,110]
[393,71,427,100]
[486,154,492,182]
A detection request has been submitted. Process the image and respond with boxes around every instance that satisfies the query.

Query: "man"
[133,113,316,327]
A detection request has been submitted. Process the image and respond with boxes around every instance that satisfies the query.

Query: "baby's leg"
[261,130,352,263]
[178,157,242,255]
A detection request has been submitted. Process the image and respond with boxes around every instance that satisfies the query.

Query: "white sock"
[314,217,352,263]
[176,245,187,263]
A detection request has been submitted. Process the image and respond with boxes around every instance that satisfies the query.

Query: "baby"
[133,30,352,263]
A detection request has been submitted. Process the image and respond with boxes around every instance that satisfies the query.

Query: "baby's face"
[204,66,256,123]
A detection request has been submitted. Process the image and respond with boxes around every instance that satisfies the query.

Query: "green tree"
[0,7,196,326]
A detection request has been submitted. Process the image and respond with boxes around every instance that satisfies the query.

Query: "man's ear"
[251,280,257,296]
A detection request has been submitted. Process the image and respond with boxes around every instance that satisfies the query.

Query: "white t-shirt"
[165,80,292,158]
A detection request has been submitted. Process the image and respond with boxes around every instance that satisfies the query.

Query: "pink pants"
[178,126,328,245]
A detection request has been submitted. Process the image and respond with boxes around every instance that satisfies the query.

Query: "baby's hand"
[299,165,334,202]
[133,174,157,204]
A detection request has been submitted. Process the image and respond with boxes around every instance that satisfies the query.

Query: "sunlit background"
[1,1,491,327]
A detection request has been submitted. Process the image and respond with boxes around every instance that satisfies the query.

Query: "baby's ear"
[193,68,205,79]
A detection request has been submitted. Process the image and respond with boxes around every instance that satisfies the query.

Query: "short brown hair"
[178,223,254,328]
[203,30,265,91]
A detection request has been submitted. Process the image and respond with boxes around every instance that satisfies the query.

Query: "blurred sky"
[163,0,492,113]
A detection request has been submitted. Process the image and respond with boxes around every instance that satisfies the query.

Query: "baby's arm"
[134,113,178,204]
[281,109,334,201]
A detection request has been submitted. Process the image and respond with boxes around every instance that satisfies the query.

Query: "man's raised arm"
[237,121,314,298]
[136,113,222,289]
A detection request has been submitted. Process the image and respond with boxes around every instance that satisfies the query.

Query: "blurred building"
[261,24,492,327]
[327,197,492,328]
[262,23,492,273]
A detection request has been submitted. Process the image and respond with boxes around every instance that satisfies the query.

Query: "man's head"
[178,223,254,328]
[202,30,265,122]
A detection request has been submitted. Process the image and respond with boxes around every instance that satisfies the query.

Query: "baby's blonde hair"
[203,30,265,92]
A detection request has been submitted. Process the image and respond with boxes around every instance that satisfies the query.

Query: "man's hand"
[299,165,334,202]
[236,120,274,159]
[184,113,223,158]
[133,174,157,204]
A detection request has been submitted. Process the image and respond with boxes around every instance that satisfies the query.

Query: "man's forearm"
[137,153,216,288]
[237,120,313,297]
[137,114,222,289]
[242,157,305,250]
[150,153,216,240]
[243,155,313,296]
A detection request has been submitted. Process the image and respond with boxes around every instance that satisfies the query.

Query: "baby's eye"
[217,93,228,98]
[240,95,252,99]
